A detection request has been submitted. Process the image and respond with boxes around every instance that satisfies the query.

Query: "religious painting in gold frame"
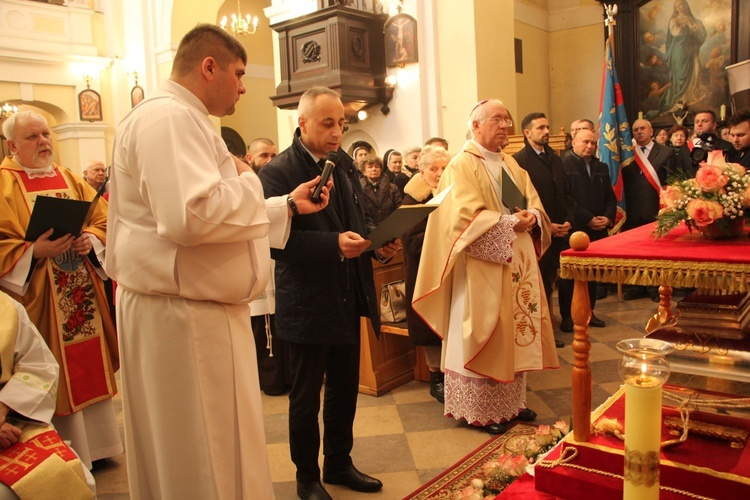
[78,88,102,122]
[131,85,144,108]
[637,0,732,121]
[384,13,417,68]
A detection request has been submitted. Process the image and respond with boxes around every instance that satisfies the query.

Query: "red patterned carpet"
[405,423,539,499]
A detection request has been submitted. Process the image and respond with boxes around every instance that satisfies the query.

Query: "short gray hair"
[469,99,503,125]
[2,110,47,141]
[402,146,421,157]
[83,159,105,173]
[418,145,451,171]
[298,86,341,119]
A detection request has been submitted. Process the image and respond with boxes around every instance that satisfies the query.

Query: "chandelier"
[220,0,258,37]
[1,102,18,119]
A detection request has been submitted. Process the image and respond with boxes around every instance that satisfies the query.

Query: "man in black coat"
[727,108,750,169]
[259,87,397,500]
[559,129,616,332]
[513,113,576,344]
[622,118,675,301]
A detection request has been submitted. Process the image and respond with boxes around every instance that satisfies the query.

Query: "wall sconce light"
[357,110,368,121]
[1,102,19,119]
[385,74,398,87]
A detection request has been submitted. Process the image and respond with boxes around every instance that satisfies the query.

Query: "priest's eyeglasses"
[487,116,513,127]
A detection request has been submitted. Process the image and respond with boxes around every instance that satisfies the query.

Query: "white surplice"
[107,80,291,500]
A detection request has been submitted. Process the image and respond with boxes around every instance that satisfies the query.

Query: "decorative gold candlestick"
[617,339,673,500]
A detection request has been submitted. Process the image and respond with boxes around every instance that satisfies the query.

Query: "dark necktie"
[539,151,547,163]
[585,161,592,178]
[641,146,647,154]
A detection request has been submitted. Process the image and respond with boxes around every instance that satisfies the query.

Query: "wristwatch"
[286,195,299,217]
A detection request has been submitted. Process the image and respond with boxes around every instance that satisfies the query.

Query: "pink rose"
[452,486,482,500]
[481,460,502,478]
[659,185,685,209]
[686,199,724,227]
[695,164,728,193]
[507,455,529,477]
[536,425,555,447]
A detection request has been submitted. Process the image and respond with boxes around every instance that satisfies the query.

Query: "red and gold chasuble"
[0,158,117,415]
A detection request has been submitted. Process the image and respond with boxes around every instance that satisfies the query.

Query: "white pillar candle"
[623,374,662,500]
[720,104,726,121]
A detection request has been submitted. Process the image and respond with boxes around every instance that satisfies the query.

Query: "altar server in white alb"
[106,24,331,499]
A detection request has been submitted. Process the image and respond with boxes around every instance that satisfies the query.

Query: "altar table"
[559,223,750,441]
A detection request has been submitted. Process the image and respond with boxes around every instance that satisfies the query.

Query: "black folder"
[25,196,92,241]
[365,204,438,251]
[501,168,527,211]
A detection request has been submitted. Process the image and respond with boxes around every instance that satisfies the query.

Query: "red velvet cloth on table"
[561,222,750,263]
[534,388,750,499]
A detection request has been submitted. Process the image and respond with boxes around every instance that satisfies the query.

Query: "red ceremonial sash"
[633,150,661,193]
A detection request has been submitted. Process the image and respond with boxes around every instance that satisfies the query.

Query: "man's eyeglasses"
[486,116,513,127]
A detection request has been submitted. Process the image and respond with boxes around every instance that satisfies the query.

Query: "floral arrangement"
[655,154,750,239]
[452,421,569,500]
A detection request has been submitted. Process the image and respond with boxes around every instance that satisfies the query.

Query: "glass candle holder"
[617,338,674,500]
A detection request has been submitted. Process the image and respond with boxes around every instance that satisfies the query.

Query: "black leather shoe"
[555,339,564,348]
[429,371,445,403]
[517,408,537,422]
[589,314,605,328]
[297,480,332,500]
[560,317,573,333]
[650,294,661,303]
[484,421,512,435]
[323,465,382,493]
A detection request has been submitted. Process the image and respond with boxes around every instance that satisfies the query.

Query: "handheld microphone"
[312,151,339,203]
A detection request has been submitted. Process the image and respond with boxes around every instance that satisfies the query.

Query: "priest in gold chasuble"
[0,111,122,469]
[413,100,559,432]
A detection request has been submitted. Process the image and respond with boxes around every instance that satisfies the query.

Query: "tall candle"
[623,374,662,500]
[720,104,726,121]
[638,111,643,120]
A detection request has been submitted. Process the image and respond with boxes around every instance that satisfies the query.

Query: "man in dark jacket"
[259,87,397,500]
[622,118,675,301]
[727,108,750,169]
[559,128,617,331]
[514,113,576,344]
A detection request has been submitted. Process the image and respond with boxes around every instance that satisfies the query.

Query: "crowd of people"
[2,20,750,500]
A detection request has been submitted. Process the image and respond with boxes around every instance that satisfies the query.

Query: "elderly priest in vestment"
[413,99,560,435]
[0,111,122,470]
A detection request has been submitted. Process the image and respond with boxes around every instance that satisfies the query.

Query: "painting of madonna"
[639,0,732,120]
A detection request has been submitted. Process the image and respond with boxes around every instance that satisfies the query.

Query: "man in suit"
[622,118,675,301]
[513,113,576,343]
[559,129,616,332]
[259,86,398,500]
